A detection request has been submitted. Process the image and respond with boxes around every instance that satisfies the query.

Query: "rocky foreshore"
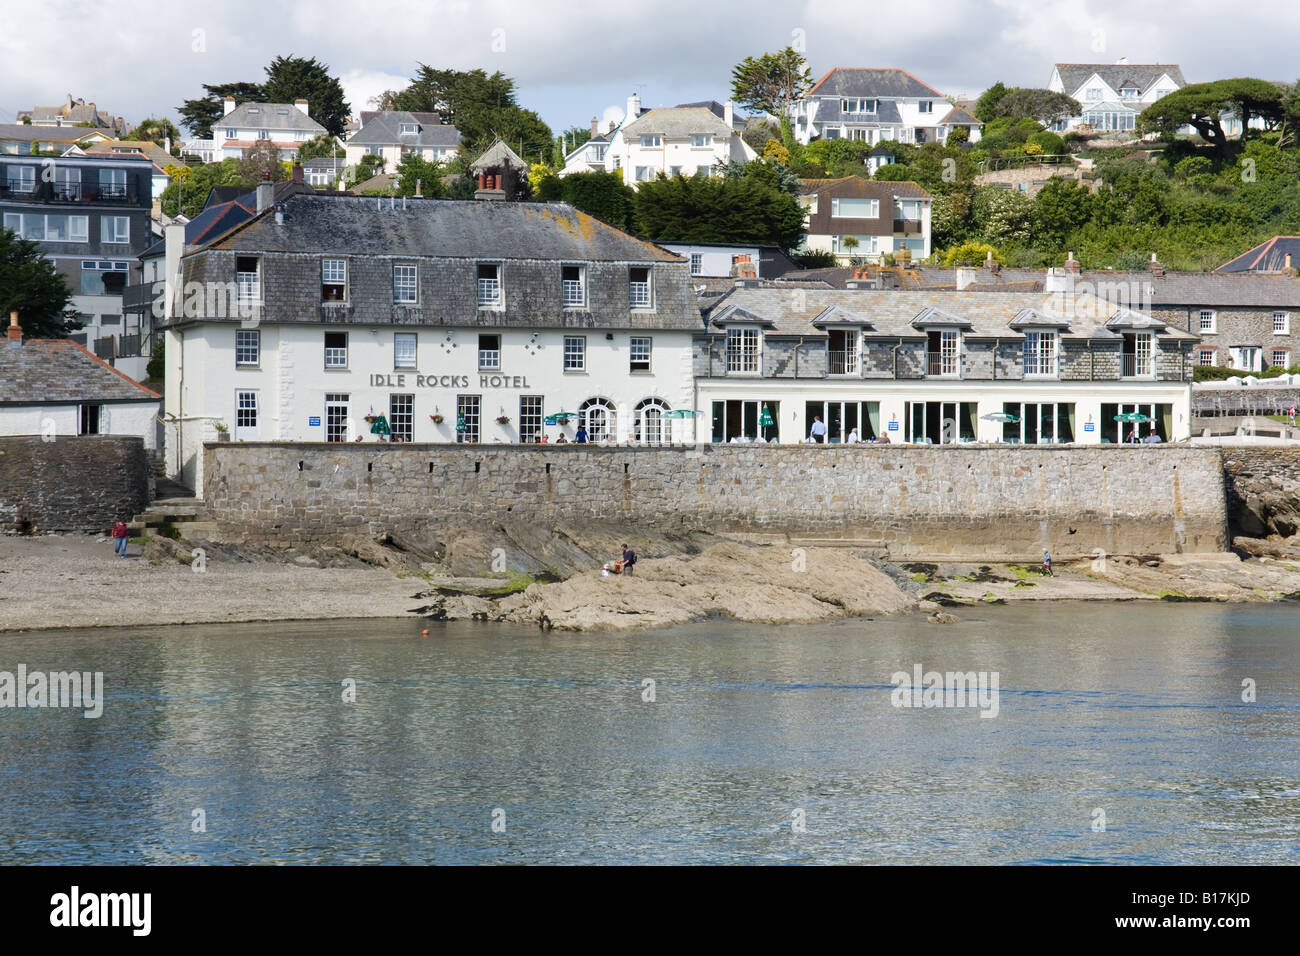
[7,521,1300,633]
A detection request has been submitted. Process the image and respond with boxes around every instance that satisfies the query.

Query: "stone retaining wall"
[0,436,152,533]
[202,443,1229,559]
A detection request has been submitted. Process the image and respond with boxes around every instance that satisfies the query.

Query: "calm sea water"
[0,602,1296,865]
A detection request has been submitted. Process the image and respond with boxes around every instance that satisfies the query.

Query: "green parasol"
[981,412,1020,423]
[455,414,467,433]
[544,412,577,425]
[661,409,699,419]
[369,414,391,436]
[759,405,774,428]
[1113,412,1152,422]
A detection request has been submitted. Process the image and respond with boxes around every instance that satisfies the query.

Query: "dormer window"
[400,123,418,135]
[726,327,761,374]
[1023,331,1058,377]
[926,329,961,377]
[248,107,260,113]
[1120,88,1139,100]
[841,98,876,114]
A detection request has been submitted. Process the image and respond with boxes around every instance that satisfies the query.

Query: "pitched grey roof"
[1054,64,1186,96]
[704,288,1199,340]
[623,107,734,138]
[813,99,902,125]
[346,111,461,149]
[206,194,685,263]
[1217,237,1300,274]
[221,102,326,134]
[939,106,981,126]
[798,177,933,199]
[809,68,944,99]
[302,156,347,170]
[0,339,160,404]
[0,123,104,143]
[469,139,528,172]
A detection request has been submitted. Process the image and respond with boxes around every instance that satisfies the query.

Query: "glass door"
[325,394,349,442]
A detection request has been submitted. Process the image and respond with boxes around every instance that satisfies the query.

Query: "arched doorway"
[634,398,670,445]
[579,397,616,443]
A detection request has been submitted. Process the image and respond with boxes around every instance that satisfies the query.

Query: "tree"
[762,138,791,165]
[383,66,553,157]
[297,133,342,163]
[128,117,182,153]
[993,89,1081,126]
[159,158,247,218]
[238,141,286,186]
[974,82,1010,123]
[939,240,1004,266]
[394,154,444,197]
[971,188,1035,246]
[178,81,265,138]
[632,172,805,249]
[545,171,637,229]
[1139,78,1284,154]
[1034,178,1094,247]
[262,55,351,137]
[0,227,78,338]
[730,46,813,117]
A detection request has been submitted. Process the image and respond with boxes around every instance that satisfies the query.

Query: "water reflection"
[0,603,1295,864]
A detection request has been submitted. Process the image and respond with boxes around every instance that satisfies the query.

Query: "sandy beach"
[5,527,1300,633]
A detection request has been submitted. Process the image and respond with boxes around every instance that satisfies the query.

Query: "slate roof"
[812,99,903,125]
[302,156,347,170]
[808,68,945,99]
[704,288,1199,341]
[140,198,255,259]
[1054,63,1186,96]
[202,180,315,212]
[623,107,734,138]
[798,177,933,200]
[939,106,981,127]
[0,339,161,404]
[469,139,528,172]
[205,194,686,263]
[0,123,105,144]
[1216,237,1300,274]
[220,103,326,135]
[86,140,176,171]
[346,111,461,149]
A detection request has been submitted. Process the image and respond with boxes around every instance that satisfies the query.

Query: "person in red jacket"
[112,519,129,558]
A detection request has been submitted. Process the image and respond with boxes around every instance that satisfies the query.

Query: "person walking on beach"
[621,543,637,575]
[112,519,129,558]
[1041,549,1053,577]
[809,415,827,444]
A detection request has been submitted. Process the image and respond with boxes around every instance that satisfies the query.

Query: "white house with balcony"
[209,98,327,160]
[792,68,982,146]
[603,95,755,187]
[1047,60,1185,132]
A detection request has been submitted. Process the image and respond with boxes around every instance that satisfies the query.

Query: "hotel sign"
[369,373,533,389]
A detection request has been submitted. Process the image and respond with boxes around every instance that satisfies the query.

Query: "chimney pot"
[256,181,274,213]
[7,310,22,344]
[1286,253,1293,270]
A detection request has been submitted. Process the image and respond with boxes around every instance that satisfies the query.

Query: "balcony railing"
[893,218,923,234]
[1122,354,1155,377]
[926,352,961,377]
[478,349,500,370]
[828,350,859,375]
[0,179,138,204]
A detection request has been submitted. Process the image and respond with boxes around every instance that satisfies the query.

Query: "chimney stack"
[295,98,310,117]
[1064,250,1081,274]
[590,116,599,137]
[724,100,734,128]
[292,161,303,183]
[223,96,237,115]
[626,93,641,123]
[1148,251,1165,278]
[1286,252,1293,271]
[256,180,274,213]
[983,250,1000,274]
[7,310,22,345]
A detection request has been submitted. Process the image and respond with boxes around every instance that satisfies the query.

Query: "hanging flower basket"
[364,415,377,424]
[430,414,444,424]
[495,415,511,425]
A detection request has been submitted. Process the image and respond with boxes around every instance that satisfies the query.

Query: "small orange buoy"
[421,629,429,637]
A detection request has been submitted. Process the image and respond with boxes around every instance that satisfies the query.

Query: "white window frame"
[477,263,502,308]
[561,265,586,308]
[235,329,260,367]
[563,335,586,371]
[394,332,417,370]
[639,134,662,148]
[235,389,258,431]
[689,134,712,148]
[689,253,703,276]
[830,197,880,218]
[7,166,35,192]
[726,327,761,374]
[477,333,501,371]
[629,267,652,309]
[629,336,652,373]
[1273,311,1289,334]
[1198,310,1216,333]
[324,331,348,369]
[1271,349,1289,369]
[321,258,346,301]
[100,215,129,244]
[393,263,417,304]
[389,392,414,442]
[1023,330,1058,378]
[1196,348,1216,367]
[519,395,544,444]
[917,100,934,114]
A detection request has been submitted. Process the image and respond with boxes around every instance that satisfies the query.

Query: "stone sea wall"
[0,436,152,533]
[202,443,1229,559]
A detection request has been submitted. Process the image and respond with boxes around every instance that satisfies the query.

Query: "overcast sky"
[3,0,1297,139]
